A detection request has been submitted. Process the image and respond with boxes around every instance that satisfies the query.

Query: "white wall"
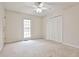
[5,10,43,43]
[31,16,43,39]
[0,3,5,51]
[43,4,79,48]
[63,5,79,48]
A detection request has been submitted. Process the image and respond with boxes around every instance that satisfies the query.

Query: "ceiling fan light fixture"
[33,2,47,13]
[36,8,42,13]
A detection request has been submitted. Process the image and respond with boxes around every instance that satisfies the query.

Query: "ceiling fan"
[33,2,47,13]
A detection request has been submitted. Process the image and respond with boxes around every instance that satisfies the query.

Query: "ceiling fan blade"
[39,2,44,7]
[33,5,38,8]
[41,7,47,10]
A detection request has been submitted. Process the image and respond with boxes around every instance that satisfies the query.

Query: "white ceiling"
[2,2,79,16]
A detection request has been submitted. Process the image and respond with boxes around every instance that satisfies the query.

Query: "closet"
[0,4,5,51]
[46,15,62,42]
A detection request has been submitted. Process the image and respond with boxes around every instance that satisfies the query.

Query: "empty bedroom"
[0,1,79,57]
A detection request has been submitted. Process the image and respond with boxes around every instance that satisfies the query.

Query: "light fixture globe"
[36,8,42,13]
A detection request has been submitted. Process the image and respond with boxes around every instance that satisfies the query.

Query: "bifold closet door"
[0,17,4,51]
[0,4,5,51]
[47,16,62,42]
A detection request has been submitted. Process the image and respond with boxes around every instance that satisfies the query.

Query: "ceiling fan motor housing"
[34,2,42,6]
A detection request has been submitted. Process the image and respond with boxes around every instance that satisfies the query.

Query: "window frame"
[24,19,31,38]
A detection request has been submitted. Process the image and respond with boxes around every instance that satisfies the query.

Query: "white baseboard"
[0,44,4,53]
[5,38,44,44]
[31,37,43,39]
[62,42,79,48]
[45,39,79,49]
[5,40,23,44]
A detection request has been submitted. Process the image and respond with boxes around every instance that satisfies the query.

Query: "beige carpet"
[0,39,79,57]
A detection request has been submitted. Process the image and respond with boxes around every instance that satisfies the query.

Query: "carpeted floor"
[0,39,79,57]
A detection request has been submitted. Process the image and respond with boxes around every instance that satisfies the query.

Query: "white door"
[47,16,62,42]
[0,17,4,51]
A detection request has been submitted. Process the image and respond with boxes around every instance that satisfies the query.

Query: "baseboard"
[62,42,79,48]
[45,39,79,49]
[27,38,44,40]
[5,40,23,44]
[0,46,3,52]
[0,43,4,53]
[5,38,44,44]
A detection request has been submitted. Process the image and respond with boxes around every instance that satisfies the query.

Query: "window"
[24,19,31,38]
